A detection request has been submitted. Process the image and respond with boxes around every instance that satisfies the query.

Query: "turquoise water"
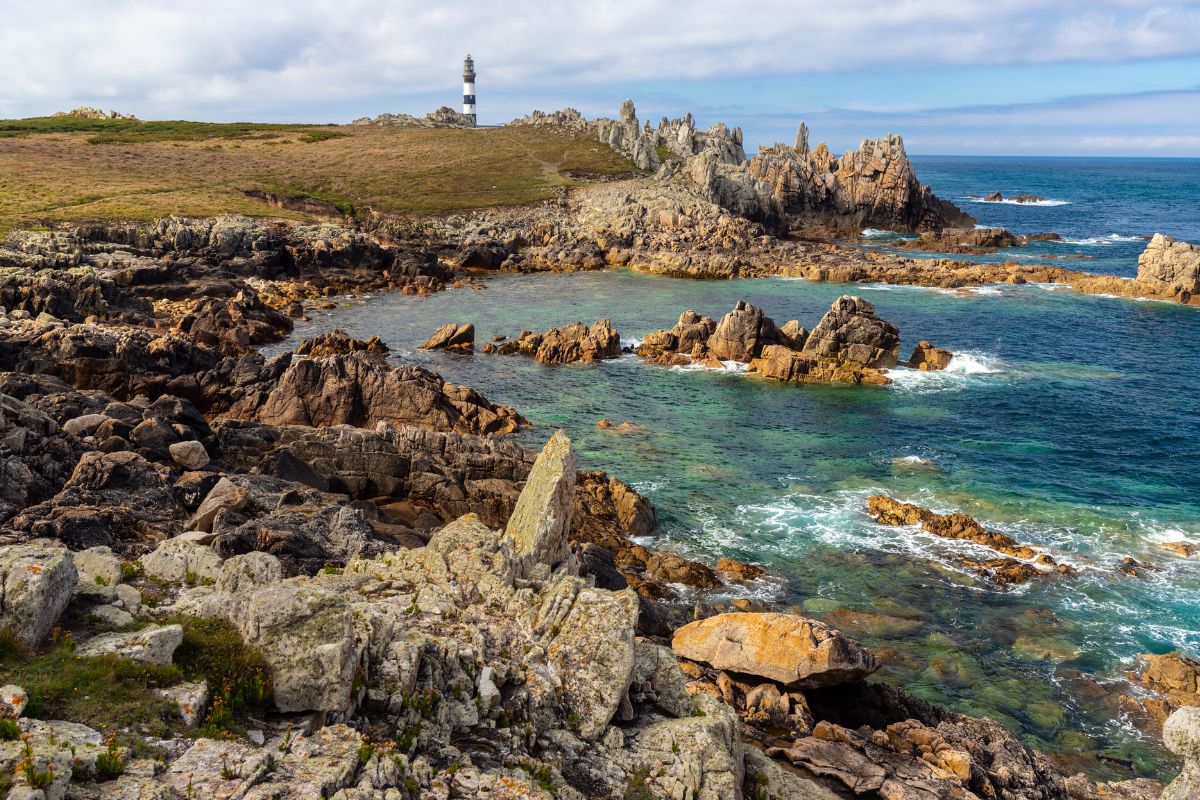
[282,158,1200,779]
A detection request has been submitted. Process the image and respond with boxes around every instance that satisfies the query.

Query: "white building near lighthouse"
[462,55,476,127]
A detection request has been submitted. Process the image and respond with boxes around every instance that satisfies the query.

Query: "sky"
[2,1,1200,156]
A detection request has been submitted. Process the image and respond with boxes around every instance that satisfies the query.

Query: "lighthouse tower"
[462,55,476,127]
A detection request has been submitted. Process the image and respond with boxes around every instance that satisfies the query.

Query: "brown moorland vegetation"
[0,119,638,234]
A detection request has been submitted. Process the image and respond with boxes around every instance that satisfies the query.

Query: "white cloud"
[2,0,1200,118]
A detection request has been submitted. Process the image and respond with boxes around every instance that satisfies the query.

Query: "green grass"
[0,116,317,144]
[0,618,270,738]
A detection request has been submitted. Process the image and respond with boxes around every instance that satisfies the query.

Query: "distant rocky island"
[0,100,1198,800]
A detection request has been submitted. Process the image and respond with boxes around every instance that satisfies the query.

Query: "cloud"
[3,0,1200,119]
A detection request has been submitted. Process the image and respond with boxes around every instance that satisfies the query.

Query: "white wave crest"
[885,351,1004,392]
[966,197,1071,207]
[670,359,749,374]
[1058,233,1144,246]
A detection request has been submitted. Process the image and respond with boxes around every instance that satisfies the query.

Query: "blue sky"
[3,1,1199,156]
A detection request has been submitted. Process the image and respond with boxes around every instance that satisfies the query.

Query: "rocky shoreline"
[1,107,1198,799]
[0,211,1196,800]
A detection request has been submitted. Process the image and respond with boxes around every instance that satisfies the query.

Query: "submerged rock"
[866,496,1074,584]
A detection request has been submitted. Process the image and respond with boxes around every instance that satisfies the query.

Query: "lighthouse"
[462,55,476,127]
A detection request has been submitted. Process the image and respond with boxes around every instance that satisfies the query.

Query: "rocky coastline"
[1,104,1198,799]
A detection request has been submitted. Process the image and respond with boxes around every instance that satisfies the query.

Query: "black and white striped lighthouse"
[462,54,476,127]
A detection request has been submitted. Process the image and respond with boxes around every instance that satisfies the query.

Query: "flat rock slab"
[672,612,877,688]
[78,623,183,665]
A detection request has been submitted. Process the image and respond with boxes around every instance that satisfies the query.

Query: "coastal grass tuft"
[0,121,637,235]
[0,617,271,738]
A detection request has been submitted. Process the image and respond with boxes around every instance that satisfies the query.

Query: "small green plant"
[94,574,111,587]
[95,741,125,780]
[299,130,347,144]
[278,732,293,752]
[671,740,680,753]
[624,767,654,800]
[397,724,420,752]
[320,565,344,575]
[219,754,236,780]
[521,764,555,792]
[183,570,198,587]
[357,741,375,766]
[120,560,144,580]
[18,737,55,789]
[0,716,20,740]
[566,711,579,729]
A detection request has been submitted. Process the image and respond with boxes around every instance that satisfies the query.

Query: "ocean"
[279,156,1200,780]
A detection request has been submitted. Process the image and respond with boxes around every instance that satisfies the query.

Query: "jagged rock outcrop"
[419,322,475,351]
[229,349,526,435]
[1136,233,1200,303]
[636,297,908,386]
[491,319,621,364]
[294,328,390,358]
[175,288,293,353]
[747,130,975,234]
[352,106,476,128]
[673,612,878,688]
[801,296,900,369]
[707,300,786,362]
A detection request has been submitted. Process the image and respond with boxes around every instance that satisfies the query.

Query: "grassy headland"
[0,118,638,235]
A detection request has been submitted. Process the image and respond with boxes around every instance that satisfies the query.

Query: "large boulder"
[1163,707,1200,800]
[419,322,475,351]
[707,301,782,362]
[504,430,576,570]
[294,329,390,358]
[175,289,293,353]
[801,296,900,369]
[0,543,77,646]
[232,582,357,713]
[545,584,639,740]
[1136,233,1200,302]
[77,623,183,664]
[672,612,877,688]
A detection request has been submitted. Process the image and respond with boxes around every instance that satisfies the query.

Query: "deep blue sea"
[282,157,1200,780]
[903,156,1200,277]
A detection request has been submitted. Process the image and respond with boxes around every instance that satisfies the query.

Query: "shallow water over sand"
[279,267,1200,779]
